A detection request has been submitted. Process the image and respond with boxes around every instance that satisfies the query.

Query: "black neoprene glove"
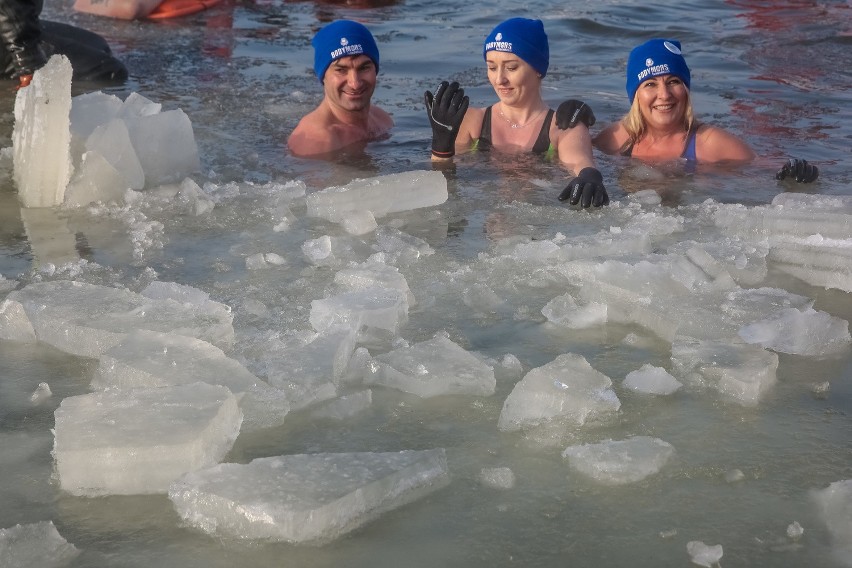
[555,99,596,129]
[776,158,819,183]
[424,81,469,158]
[558,167,609,208]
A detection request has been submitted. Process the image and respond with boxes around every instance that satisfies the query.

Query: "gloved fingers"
[433,81,450,107]
[557,182,576,202]
[580,183,595,208]
[593,187,609,207]
[424,90,434,111]
[457,95,470,117]
[449,86,466,111]
[795,160,818,183]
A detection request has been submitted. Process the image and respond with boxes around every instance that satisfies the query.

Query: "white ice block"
[85,118,145,189]
[622,364,683,396]
[125,109,201,187]
[0,299,37,342]
[310,287,409,335]
[812,479,852,562]
[687,541,724,568]
[70,90,123,141]
[261,327,355,411]
[498,353,621,432]
[479,467,516,490]
[739,307,851,356]
[8,280,234,358]
[53,383,242,496]
[0,521,79,568]
[671,336,778,406]
[13,55,73,207]
[366,334,495,398]
[770,237,852,293]
[306,170,448,222]
[168,449,449,544]
[119,91,162,118]
[335,261,415,305]
[63,150,129,207]
[561,436,675,485]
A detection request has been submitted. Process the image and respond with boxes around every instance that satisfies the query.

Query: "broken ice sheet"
[0,521,80,568]
[562,436,675,485]
[169,449,449,544]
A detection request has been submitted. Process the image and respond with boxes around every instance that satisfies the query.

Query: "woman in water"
[569,38,817,183]
[425,17,609,208]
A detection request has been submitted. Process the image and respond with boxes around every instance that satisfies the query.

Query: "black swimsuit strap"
[478,106,493,150]
[531,109,554,154]
[479,106,553,155]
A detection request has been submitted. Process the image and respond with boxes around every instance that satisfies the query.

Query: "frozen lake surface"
[1,1,851,567]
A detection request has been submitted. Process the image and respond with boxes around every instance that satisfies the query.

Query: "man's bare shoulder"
[287,108,338,157]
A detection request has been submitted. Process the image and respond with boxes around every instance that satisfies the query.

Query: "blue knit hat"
[312,20,380,83]
[483,18,549,77]
[626,39,690,103]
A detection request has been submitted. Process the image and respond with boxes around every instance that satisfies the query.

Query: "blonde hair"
[621,88,695,145]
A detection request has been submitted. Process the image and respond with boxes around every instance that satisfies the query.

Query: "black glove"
[775,158,819,183]
[424,81,469,158]
[555,99,596,129]
[558,167,609,208]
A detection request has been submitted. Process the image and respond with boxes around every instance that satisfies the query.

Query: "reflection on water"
[2,0,852,566]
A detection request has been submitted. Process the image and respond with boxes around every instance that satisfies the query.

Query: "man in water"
[287,20,393,158]
[1,0,128,88]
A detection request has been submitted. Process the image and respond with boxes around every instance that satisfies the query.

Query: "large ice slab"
[168,449,449,544]
[498,353,620,432]
[671,336,778,406]
[365,334,496,398]
[13,55,73,207]
[92,329,289,431]
[739,307,851,356]
[0,521,80,568]
[306,170,448,223]
[8,280,234,358]
[125,109,201,187]
[310,287,409,335]
[53,383,242,496]
[562,436,675,485]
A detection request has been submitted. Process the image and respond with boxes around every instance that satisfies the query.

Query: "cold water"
[1,0,851,567]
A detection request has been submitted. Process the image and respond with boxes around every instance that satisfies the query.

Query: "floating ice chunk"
[63,151,129,207]
[168,449,450,544]
[562,436,674,485]
[479,467,516,490]
[245,252,285,270]
[13,55,73,207]
[498,353,620,432]
[375,226,433,262]
[0,521,80,568]
[125,109,200,187]
[141,280,229,316]
[687,540,723,567]
[174,177,215,216]
[91,330,262,394]
[119,91,162,118]
[770,237,852,292]
[261,327,355,411]
[671,336,778,406]
[70,91,123,141]
[8,281,234,357]
[622,364,682,396]
[787,521,804,540]
[813,480,852,557]
[310,286,408,335]
[335,261,415,306]
[340,209,378,235]
[541,293,607,329]
[0,299,37,342]
[739,307,851,356]
[302,235,365,267]
[306,170,448,222]
[366,334,496,398]
[29,382,52,405]
[310,390,373,420]
[86,118,145,189]
[54,383,242,496]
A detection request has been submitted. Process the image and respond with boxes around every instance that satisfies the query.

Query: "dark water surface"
[1,1,851,567]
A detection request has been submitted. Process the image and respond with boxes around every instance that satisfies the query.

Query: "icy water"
[1,1,852,567]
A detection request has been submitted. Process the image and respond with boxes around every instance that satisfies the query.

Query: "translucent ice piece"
[562,436,675,485]
[0,521,79,568]
[622,364,682,396]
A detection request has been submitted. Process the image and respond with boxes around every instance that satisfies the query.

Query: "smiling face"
[486,51,542,107]
[322,54,377,113]
[635,73,689,131]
